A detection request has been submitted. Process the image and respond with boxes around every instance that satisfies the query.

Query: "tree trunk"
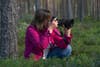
[45,0,49,9]
[47,0,53,15]
[78,0,85,22]
[63,0,67,18]
[96,0,100,20]
[59,0,65,18]
[0,0,18,59]
[52,0,56,16]
[84,0,88,16]
[91,0,96,19]
[66,0,73,19]
[98,0,100,20]
[34,0,41,11]
[27,0,31,13]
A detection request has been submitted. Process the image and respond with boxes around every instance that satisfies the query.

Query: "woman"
[46,16,72,59]
[24,9,51,61]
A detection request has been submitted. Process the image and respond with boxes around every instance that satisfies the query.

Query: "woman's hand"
[64,28,72,37]
[48,26,53,34]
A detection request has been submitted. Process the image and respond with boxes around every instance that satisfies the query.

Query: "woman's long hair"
[31,9,51,31]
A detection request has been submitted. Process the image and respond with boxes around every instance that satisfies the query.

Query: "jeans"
[47,45,72,58]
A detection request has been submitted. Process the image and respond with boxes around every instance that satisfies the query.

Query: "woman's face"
[51,18,58,28]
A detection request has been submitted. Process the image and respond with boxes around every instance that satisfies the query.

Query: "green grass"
[0,17,100,67]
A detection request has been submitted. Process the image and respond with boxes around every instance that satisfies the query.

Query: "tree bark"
[46,0,53,15]
[34,0,41,11]
[59,0,65,18]
[0,0,18,59]
[91,0,94,17]
[66,0,73,19]
[96,0,100,20]
[78,0,85,21]
[27,0,31,13]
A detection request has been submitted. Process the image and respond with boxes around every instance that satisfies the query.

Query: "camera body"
[50,16,74,29]
[58,19,74,29]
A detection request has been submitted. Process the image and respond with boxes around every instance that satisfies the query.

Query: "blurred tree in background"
[16,0,100,20]
[0,0,18,59]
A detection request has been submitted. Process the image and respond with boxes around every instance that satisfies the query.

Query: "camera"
[58,19,74,29]
[50,16,74,29]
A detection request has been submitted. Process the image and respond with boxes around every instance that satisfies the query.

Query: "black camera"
[50,16,74,29]
[58,19,74,29]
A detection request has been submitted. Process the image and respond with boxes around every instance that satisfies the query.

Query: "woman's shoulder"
[27,25,36,30]
[26,25,38,34]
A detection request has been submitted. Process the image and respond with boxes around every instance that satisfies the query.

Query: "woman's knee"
[67,45,72,53]
[62,45,72,57]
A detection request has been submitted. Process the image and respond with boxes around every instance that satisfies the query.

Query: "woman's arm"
[51,28,72,48]
[28,27,49,49]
